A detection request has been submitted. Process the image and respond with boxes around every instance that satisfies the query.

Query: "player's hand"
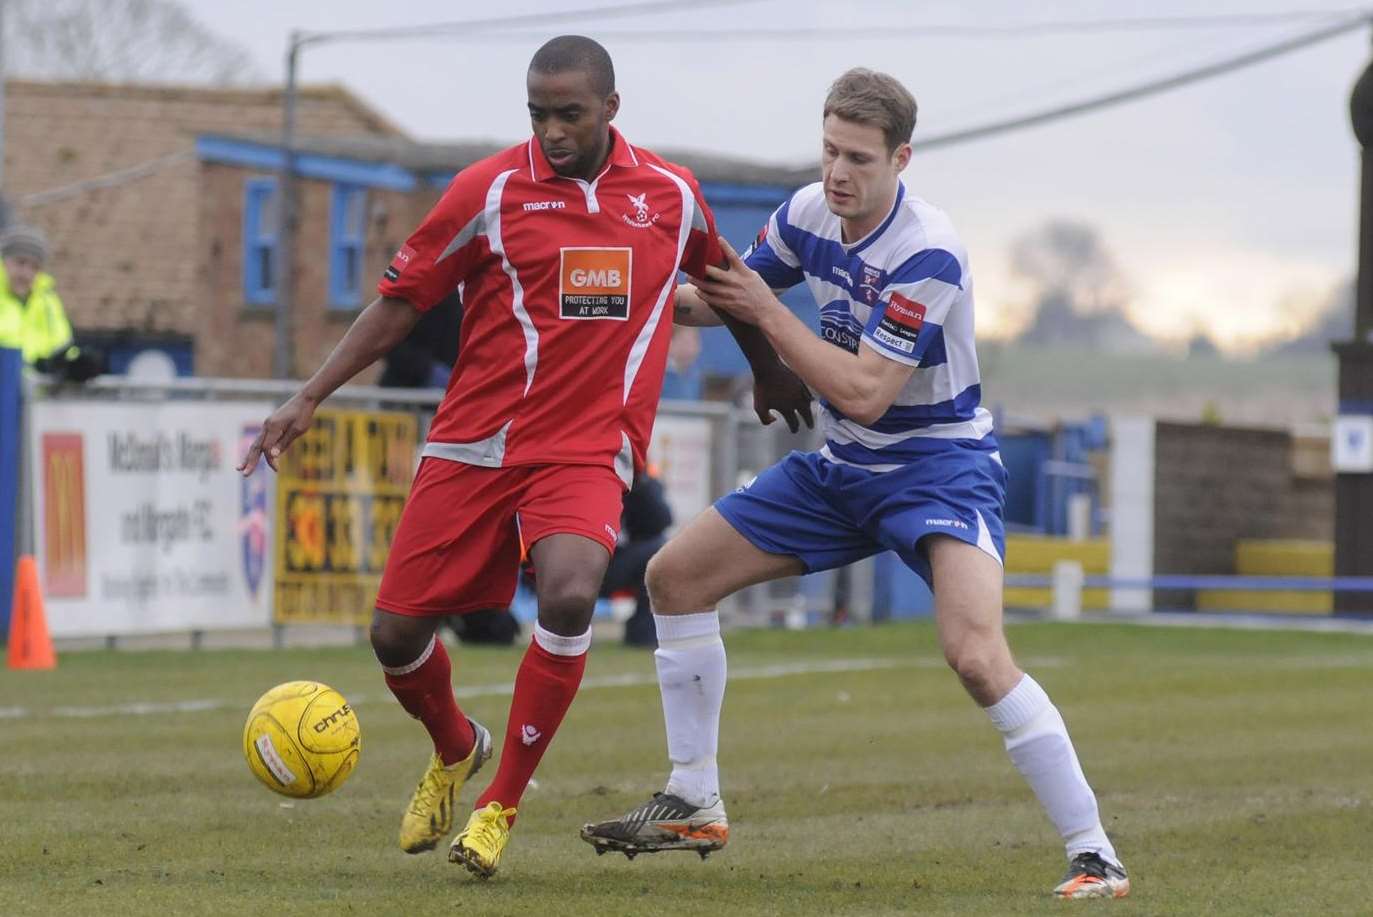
[238,393,317,476]
[753,363,815,433]
[697,238,775,325]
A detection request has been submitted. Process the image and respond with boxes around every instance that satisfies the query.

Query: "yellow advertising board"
[274,410,417,626]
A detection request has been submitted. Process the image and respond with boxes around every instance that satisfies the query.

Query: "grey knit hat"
[0,225,49,264]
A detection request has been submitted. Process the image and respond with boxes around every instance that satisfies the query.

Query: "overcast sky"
[185,0,1369,353]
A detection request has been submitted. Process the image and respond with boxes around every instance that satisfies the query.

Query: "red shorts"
[375,459,625,617]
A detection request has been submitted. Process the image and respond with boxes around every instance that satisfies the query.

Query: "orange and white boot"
[580,792,729,860]
[1054,852,1131,899]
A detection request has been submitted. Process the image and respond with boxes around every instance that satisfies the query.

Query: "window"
[242,177,278,305]
[329,184,367,308]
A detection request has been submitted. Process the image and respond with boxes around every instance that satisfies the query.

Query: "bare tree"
[4,0,262,85]
[1011,219,1155,353]
[1011,219,1129,317]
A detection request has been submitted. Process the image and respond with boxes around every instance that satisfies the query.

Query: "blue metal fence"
[0,348,21,641]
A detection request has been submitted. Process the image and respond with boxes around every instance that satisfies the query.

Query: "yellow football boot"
[449,801,517,878]
[397,719,492,854]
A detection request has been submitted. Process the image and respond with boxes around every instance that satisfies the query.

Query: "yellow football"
[243,681,360,799]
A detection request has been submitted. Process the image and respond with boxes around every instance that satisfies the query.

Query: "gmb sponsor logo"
[569,267,623,287]
[925,518,969,530]
[560,247,631,320]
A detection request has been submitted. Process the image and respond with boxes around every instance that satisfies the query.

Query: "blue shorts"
[715,449,1008,588]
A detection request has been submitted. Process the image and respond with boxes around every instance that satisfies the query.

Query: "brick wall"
[196,162,441,379]
[3,80,404,341]
[1152,421,1334,576]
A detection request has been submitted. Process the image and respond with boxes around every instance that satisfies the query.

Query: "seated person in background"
[602,468,673,647]
[0,225,102,381]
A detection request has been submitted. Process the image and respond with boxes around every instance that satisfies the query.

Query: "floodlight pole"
[1333,28,1373,613]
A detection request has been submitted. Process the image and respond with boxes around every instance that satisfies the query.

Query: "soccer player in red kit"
[239,35,810,879]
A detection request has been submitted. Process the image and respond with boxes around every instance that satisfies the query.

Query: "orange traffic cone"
[8,555,56,670]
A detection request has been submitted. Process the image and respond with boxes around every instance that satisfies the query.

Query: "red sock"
[474,625,589,821]
[383,636,476,766]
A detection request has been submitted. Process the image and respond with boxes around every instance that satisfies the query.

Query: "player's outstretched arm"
[675,282,814,432]
[238,295,423,475]
[698,240,914,426]
[719,311,815,433]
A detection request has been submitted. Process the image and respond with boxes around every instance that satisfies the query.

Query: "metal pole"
[1,0,8,193]
[273,33,302,380]
[1353,31,1373,345]
[1332,29,1373,613]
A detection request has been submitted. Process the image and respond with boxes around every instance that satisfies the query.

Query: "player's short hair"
[823,68,917,153]
[528,35,616,99]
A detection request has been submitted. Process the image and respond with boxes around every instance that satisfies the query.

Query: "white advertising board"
[646,413,715,532]
[28,400,276,637]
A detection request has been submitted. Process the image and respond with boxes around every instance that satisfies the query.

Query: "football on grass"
[243,681,360,799]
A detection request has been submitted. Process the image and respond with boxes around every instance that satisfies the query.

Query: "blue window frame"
[242,177,278,305]
[329,184,367,308]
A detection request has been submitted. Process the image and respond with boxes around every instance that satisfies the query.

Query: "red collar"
[527,125,639,182]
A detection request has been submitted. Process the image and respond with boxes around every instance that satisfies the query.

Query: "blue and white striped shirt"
[745,181,995,470]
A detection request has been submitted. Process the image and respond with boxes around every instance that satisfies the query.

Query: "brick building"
[1,80,403,375]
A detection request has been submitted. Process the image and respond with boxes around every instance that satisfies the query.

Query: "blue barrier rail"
[1004,573,1373,592]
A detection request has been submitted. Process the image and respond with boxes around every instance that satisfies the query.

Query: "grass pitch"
[2,621,1371,916]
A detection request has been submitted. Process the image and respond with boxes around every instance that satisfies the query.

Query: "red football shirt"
[378,127,722,484]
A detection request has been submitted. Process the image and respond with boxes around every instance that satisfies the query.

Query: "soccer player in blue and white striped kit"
[581,68,1129,900]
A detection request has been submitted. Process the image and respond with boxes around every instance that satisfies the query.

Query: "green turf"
[2,621,1371,915]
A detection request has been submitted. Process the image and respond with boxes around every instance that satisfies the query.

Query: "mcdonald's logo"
[42,433,88,598]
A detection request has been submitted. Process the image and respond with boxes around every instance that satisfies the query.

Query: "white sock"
[654,611,726,808]
[986,674,1119,865]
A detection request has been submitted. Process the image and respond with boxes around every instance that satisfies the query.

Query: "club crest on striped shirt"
[860,264,884,304]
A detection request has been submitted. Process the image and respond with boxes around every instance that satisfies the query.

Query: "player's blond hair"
[823,68,917,153]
